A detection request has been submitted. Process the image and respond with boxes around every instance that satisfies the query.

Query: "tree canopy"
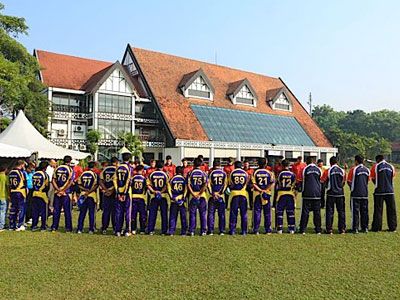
[0,3,48,134]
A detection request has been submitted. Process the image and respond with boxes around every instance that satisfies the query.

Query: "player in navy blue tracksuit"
[347,155,370,233]
[321,156,346,234]
[370,155,397,232]
[298,156,322,234]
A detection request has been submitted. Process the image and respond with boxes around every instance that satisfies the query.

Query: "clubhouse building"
[34,44,337,164]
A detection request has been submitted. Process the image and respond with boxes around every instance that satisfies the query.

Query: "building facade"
[35,45,337,164]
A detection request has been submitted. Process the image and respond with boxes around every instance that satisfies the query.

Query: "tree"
[87,130,101,157]
[118,132,144,160]
[0,3,49,134]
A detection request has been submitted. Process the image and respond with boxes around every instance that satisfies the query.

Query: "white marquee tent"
[0,110,89,160]
[0,142,32,158]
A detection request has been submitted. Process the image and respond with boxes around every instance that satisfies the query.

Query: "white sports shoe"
[289,230,295,234]
[125,232,131,237]
[132,230,137,235]
[277,230,283,234]
[16,226,26,232]
[77,231,82,234]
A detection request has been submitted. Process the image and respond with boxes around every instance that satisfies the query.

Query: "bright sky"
[3,0,399,112]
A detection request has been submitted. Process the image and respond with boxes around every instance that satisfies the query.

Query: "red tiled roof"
[132,47,332,148]
[35,50,113,90]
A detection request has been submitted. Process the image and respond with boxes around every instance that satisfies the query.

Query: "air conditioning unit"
[73,144,79,151]
[73,125,84,132]
[79,144,87,151]
[57,129,66,137]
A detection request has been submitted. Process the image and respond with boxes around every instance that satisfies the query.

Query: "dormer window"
[273,93,291,111]
[267,88,293,112]
[227,78,257,107]
[179,69,214,100]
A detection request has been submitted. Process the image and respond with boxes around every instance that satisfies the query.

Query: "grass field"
[1,180,399,299]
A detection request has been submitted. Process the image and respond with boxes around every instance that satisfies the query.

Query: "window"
[285,151,293,159]
[187,76,211,99]
[101,69,130,93]
[235,85,255,106]
[321,152,327,164]
[98,119,132,139]
[98,93,132,114]
[52,93,87,113]
[272,93,291,111]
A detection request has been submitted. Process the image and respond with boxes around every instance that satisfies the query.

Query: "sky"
[2,0,400,112]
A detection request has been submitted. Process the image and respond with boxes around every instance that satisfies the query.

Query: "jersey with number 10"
[147,170,168,192]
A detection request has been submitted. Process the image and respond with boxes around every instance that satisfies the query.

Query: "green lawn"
[0,181,399,299]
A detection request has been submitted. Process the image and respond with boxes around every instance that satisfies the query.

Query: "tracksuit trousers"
[9,192,25,229]
[115,195,132,234]
[253,196,271,234]
[351,198,368,231]
[31,197,47,230]
[169,202,187,235]
[77,197,96,232]
[207,198,226,234]
[325,195,346,233]
[132,198,147,233]
[147,197,168,234]
[299,199,321,234]
[101,194,116,232]
[229,195,248,235]
[371,194,397,232]
[188,197,207,235]
[51,194,73,232]
[276,195,295,232]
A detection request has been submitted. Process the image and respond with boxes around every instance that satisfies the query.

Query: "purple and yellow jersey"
[147,170,169,197]
[131,174,147,200]
[32,171,50,203]
[252,169,274,195]
[188,169,208,199]
[78,170,99,202]
[100,166,116,190]
[113,163,132,195]
[168,175,187,202]
[53,165,74,194]
[8,169,27,197]
[208,169,227,195]
[228,168,248,201]
[277,170,296,198]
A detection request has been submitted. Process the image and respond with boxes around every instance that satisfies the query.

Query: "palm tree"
[118,132,144,161]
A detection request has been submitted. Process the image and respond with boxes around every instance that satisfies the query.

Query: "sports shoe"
[277,230,283,234]
[16,225,26,232]
[31,227,40,232]
[77,230,82,234]
[289,230,295,234]
[102,230,107,235]
[116,232,121,237]
[219,232,224,236]
[139,231,145,235]
[201,232,206,236]
[132,230,137,235]
[88,231,94,235]
[0,229,4,233]
[149,231,154,236]
[125,232,131,237]
[189,232,195,237]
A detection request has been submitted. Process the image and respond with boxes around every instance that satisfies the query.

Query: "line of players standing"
[6,152,397,235]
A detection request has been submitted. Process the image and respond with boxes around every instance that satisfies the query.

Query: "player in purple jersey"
[207,160,227,235]
[275,160,296,234]
[147,161,169,235]
[31,161,50,231]
[51,156,74,232]
[168,166,188,235]
[252,158,275,234]
[187,158,208,236]
[114,152,134,237]
[228,161,249,235]
[8,160,27,231]
[100,157,118,234]
[77,162,99,234]
[131,165,147,235]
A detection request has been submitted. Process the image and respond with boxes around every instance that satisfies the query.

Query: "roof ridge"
[35,49,112,64]
[131,46,280,81]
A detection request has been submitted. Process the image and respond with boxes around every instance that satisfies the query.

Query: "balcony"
[52,104,89,113]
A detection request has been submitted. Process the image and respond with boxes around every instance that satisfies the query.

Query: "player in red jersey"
[163,155,176,178]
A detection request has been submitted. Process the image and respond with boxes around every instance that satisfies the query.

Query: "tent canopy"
[0,142,32,158]
[0,110,89,160]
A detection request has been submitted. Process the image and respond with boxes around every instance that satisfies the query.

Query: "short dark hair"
[63,155,72,164]
[176,166,183,175]
[329,156,338,165]
[244,160,249,164]
[136,165,144,172]
[282,159,290,168]
[234,161,242,169]
[355,155,364,164]
[297,156,303,161]
[258,158,266,167]
[305,156,313,164]
[213,159,221,168]
[193,158,202,168]
[181,158,187,162]
[17,160,25,167]
[0,166,6,172]
[110,157,119,164]
[375,154,384,162]
[122,153,132,162]
[166,155,172,160]
[38,161,49,171]
[197,155,204,160]
[88,161,96,169]
[317,159,324,164]
[156,161,164,169]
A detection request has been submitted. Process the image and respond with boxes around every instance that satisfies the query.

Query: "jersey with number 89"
[229,169,248,191]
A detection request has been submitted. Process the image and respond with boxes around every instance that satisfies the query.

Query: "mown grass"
[0,180,399,299]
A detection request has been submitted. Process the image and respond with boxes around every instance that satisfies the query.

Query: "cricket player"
[347,155,370,233]
[99,157,118,234]
[145,159,157,177]
[275,159,296,234]
[181,158,193,177]
[76,162,99,234]
[298,156,322,234]
[207,160,227,235]
[131,165,147,235]
[51,155,74,232]
[114,152,134,237]
[163,155,176,178]
[228,161,249,235]
[187,158,208,236]
[31,161,50,231]
[243,160,254,210]
[8,160,27,231]
[370,155,397,232]
[252,158,274,235]
[321,156,346,234]
[147,161,169,235]
[168,166,188,236]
